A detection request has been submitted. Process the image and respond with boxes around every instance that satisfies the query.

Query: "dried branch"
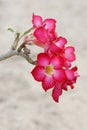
[0,49,36,65]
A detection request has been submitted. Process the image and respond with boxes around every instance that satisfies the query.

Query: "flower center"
[45,65,54,75]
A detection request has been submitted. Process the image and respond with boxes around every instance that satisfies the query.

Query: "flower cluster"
[25,14,79,102]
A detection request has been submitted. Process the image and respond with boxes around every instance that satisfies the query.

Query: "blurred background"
[0,0,87,130]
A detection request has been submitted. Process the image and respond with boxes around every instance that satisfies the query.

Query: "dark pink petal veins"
[31,66,45,81]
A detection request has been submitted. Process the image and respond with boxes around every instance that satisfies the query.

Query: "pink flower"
[32,13,56,31]
[30,14,79,103]
[32,13,57,47]
[31,53,66,91]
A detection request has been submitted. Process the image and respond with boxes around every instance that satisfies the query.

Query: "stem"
[0,49,36,65]
[0,50,17,61]
[17,43,25,52]
[11,33,20,50]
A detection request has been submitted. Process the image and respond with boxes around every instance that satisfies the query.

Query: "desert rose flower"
[30,14,79,102]
[32,13,57,46]
[31,53,66,91]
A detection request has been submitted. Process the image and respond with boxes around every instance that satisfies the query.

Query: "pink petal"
[31,66,45,81]
[53,69,66,81]
[37,53,50,67]
[42,76,55,91]
[65,69,75,81]
[32,13,43,28]
[34,27,48,43]
[43,18,56,31]
[70,85,74,89]
[71,66,78,71]
[50,56,64,69]
[47,31,57,41]
[50,43,62,54]
[33,38,45,48]
[62,83,68,91]
[64,46,76,62]
[64,60,71,68]
[52,83,63,102]
[55,37,67,49]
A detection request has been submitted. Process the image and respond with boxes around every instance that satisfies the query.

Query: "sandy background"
[0,0,87,130]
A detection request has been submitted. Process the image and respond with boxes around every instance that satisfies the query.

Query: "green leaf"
[21,28,33,38]
[23,28,33,35]
[8,28,15,33]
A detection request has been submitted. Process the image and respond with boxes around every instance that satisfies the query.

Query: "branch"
[0,50,17,61]
[0,49,36,65]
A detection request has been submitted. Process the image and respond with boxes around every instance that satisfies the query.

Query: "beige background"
[0,0,87,130]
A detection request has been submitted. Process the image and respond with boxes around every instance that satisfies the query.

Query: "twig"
[0,49,36,65]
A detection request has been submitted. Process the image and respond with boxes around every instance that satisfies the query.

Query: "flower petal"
[50,43,62,54]
[43,18,56,31]
[52,83,63,102]
[32,13,43,28]
[65,69,75,81]
[64,46,76,62]
[55,37,67,49]
[31,66,45,81]
[48,31,57,41]
[50,56,64,69]
[53,69,66,81]
[33,38,45,48]
[37,53,50,67]
[64,60,71,68]
[34,27,48,43]
[42,76,55,91]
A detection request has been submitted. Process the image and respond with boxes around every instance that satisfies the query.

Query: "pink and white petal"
[33,38,45,48]
[42,76,55,91]
[53,69,66,81]
[65,69,75,81]
[52,83,63,102]
[34,27,48,43]
[37,53,50,67]
[64,46,76,62]
[64,60,71,68]
[31,66,45,81]
[50,56,64,69]
[32,13,43,28]
[43,18,56,31]
[55,37,67,49]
